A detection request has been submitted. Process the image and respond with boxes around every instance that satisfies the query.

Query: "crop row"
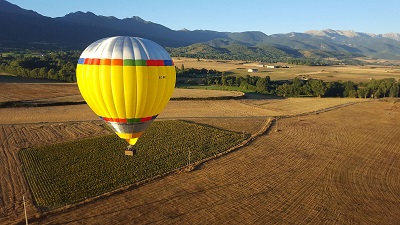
[19,120,249,210]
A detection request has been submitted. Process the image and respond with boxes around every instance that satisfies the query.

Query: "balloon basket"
[124,145,136,156]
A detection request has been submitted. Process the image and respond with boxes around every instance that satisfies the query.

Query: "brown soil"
[0,82,243,104]
[0,98,363,125]
[0,83,80,102]
[1,80,400,224]
[16,100,399,224]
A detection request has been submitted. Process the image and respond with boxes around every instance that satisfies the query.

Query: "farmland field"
[0,98,366,124]
[19,120,249,210]
[0,80,243,103]
[1,71,400,224]
[174,57,400,82]
[17,99,399,225]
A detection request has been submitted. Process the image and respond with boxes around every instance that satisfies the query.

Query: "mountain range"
[1,0,400,60]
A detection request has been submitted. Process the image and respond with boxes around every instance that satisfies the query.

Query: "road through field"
[24,100,400,224]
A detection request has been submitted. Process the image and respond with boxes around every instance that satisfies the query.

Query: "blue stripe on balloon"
[77,58,85,64]
[163,60,173,66]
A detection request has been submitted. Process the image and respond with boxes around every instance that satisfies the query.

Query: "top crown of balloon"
[77,36,174,67]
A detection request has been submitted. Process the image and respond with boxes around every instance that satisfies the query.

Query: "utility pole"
[187,150,191,166]
[23,195,28,225]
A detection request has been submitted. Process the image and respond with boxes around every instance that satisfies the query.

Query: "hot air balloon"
[76,36,176,155]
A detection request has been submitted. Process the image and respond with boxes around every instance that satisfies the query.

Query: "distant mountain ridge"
[304,29,400,42]
[1,0,399,60]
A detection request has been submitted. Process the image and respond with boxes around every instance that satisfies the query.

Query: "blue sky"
[6,0,400,35]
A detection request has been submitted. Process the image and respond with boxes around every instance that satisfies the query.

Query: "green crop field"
[19,120,250,210]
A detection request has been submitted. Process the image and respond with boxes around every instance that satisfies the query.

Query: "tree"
[276,83,291,97]
[389,82,399,97]
[367,79,379,98]
[227,77,233,86]
[39,67,48,79]
[291,77,303,96]
[221,75,227,86]
[305,80,327,97]
[256,77,270,94]
[214,78,220,85]
[343,81,358,98]
[48,69,57,80]
[379,78,396,97]
[325,81,344,97]
[357,88,369,98]
[234,76,241,87]
[30,68,40,78]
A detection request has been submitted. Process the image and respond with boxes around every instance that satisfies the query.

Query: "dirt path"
[19,101,400,224]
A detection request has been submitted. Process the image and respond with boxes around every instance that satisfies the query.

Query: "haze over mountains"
[1,0,400,60]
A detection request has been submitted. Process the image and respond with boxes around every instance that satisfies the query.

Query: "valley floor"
[1,99,400,224]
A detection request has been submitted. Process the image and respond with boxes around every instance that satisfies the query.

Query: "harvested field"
[0,98,364,124]
[186,117,266,134]
[0,83,80,102]
[161,98,367,118]
[22,100,400,224]
[1,78,399,224]
[172,88,244,99]
[240,97,366,116]
[173,57,400,82]
[0,81,244,105]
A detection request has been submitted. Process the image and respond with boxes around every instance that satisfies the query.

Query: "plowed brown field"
[1,80,399,224]
[0,83,80,102]
[0,82,243,103]
[13,100,397,225]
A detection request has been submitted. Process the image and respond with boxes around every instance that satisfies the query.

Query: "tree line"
[0,51,79,82]
[275,78,399,98]
[1,52,399,99]
[176,64,222,77]
[177,66,400,98]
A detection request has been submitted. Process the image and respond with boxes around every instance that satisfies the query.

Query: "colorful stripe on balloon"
[77,58,174,66]
[99,115,158,123]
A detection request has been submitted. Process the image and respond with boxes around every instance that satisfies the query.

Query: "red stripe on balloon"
[101,116,157,123]
[82,58,172,67]
[92,58,100,65]
[114,118,127,123]
[140,117,153,122]
[146,60,164,66]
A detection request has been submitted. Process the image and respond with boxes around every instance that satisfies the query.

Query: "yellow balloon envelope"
[76,36,176,146]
